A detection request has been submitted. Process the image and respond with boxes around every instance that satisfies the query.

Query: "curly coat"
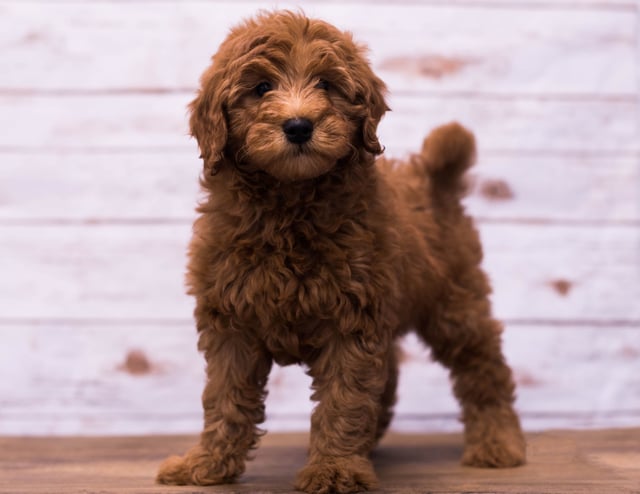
[157,11,526,494]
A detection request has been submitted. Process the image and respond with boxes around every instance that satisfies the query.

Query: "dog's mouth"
[262,144,337,182]
[291,144,309,156]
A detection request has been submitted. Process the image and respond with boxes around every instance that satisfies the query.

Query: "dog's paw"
[462,427,526,468]
[156,445,243,486]
[294,455,378,494]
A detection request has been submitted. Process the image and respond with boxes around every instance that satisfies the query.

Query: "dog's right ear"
[359,72,389,156]
[189,63,229,175]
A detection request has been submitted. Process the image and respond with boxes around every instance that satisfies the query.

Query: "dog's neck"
[201,153,378,218]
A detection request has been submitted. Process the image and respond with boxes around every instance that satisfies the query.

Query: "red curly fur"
[157,11,525,493]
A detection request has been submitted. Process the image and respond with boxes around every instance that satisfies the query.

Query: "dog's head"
[190,11,389,182]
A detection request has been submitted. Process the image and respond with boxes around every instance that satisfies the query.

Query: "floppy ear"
[189,63,229,174]
[357,68,389,155]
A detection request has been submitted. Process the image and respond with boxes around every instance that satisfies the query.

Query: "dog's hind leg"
[374,344,399,445]
[415,269,526,468]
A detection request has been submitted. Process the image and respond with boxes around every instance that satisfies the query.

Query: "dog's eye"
[315,79,329,90]
[255,81,273,97]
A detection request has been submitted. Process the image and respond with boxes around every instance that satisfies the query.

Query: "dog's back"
[375,122,481,331]
[378,121,475,216]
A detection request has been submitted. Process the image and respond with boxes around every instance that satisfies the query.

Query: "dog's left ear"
[189,63,230,175]
[357,69,389,155]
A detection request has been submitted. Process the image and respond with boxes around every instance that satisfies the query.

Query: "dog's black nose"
[283,118,313,144]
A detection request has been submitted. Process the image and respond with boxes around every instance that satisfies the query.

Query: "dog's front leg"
[295,333,388,494]
[157,328,272,486]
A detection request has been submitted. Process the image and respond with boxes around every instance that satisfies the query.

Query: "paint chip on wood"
[550,279,573,297]
[120,350,152,376]
[396,345,410,364]
[479,179,514,201]
[380,55,476,79]
[515,369,543,388]
[619,346,639,359]
[22,31,46,44]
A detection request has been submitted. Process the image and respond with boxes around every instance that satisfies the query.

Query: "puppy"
[157,10,525,494]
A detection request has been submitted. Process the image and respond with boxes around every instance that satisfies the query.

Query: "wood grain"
[1,2,636,94]
[1,152,638,223]
[1,223,637,321]
[0,429,638,493]
[1,94,637,155]
[1,324,638,435]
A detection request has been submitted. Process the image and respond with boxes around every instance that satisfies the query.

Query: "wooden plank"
[381,94,639,156]
[0,429,638,493]
[0,151,201,222]
[465,154,640,225]
[1,152,638,223]
[0,223,637,321]
[481,224,640,322]
[0,94,637,154]
[0,224,194,320]
[4,0,635,6]
[0,94,190,150]
[0,151,199,222]
[0,2,636,95]
[1,322,638,435]
[16,0,636,6]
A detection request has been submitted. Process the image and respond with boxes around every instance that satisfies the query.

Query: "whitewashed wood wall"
[1,0,639,436]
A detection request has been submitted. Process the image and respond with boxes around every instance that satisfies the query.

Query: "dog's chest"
[216,215,380,361]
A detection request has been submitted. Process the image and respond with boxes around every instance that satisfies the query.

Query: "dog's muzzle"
[283,118,314,144]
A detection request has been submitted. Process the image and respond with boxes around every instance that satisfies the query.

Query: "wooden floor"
[1,429,638,494]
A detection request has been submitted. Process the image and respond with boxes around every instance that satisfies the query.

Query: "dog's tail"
[420,122,476,204]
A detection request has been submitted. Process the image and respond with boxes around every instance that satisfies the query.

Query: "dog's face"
[190,11,388,182]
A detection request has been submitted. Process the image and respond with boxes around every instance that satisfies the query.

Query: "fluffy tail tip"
[421,122,476,190]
